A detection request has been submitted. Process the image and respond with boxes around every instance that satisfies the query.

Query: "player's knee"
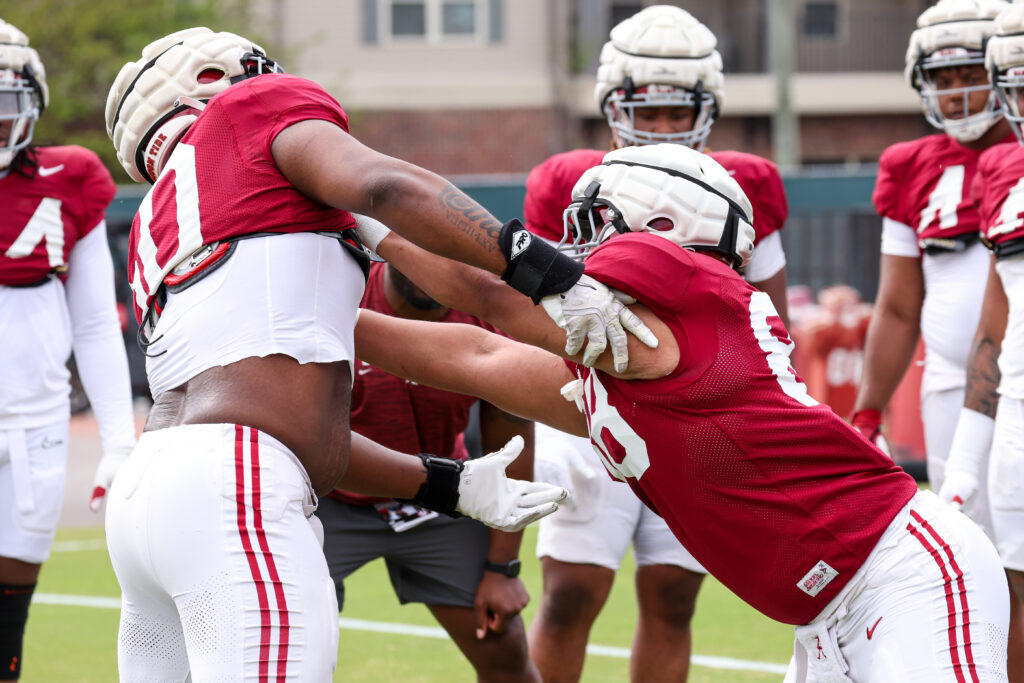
[472,621,534,679]
[0,584,35,681]
[538,581,604,631]
[637,569,701,629]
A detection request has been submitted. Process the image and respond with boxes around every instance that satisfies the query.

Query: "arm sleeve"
[744,230,787,283]
[65,222,137,453]
[880,217,921,258]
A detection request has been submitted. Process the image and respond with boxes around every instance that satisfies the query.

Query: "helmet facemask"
[915,48,1002,141]
[603,80,717,150]
[0,67,42,169]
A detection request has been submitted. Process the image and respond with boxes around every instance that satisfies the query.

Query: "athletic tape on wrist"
[403,454,464,517]
[499,219,584,304]
[948,407,996,470]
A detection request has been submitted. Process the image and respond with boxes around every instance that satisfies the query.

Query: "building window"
[379,0,490,43]
[803,1,838,37]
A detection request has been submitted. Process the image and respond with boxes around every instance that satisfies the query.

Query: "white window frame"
[379,0,490,45]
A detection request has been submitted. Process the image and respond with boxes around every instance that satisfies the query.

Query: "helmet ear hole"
[197,68,225,84]
[646,217,674,232]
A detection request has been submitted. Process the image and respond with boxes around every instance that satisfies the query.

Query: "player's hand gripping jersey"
[523,148,787,246]
[126,74,359,327]
[0,146,115,286]
[568,233,918,625]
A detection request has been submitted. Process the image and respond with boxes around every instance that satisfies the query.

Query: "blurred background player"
[0,19,136,682]
[355,143,1011,682]
[851,0,1011,532]
[939,4,1024,678]
[317,260,540,681]
[519,6,789,680]
[103,27,574,680]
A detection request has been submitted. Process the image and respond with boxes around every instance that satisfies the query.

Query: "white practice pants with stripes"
[106,423,338,682]
[784,490,1008,683]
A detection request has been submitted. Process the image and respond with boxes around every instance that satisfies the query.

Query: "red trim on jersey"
[234,425,272,681]
[907,509,979,683]
[248,427,291,681]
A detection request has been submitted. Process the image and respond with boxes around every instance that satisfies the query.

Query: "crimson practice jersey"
[571,233,918,625]
[332,262,504,506]
[523,148,787,245]
[127,73,358,325]
[0,146,115,285]
[873,132,1011,245]
[974,141,1024,249]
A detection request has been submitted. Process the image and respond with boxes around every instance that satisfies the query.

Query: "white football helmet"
[905,0,1008,142]
[986,3,1024,143]
[594,5,724,150]
[559,143,755,271]
[0,19,48,170]
[105,27,283,183]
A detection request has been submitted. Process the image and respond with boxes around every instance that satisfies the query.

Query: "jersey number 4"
[4,198,65,267]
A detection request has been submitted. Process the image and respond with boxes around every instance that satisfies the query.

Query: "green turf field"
[24,525,794,682]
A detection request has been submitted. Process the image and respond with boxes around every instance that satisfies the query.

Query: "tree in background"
[3,0,261,180]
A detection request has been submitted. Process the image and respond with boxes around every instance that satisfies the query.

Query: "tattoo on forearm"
[965,337,1002,418]
[439,185,501,253]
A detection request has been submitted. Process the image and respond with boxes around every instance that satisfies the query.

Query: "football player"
[101,28,583,680]
[354,143,1010,682]
[851,0,1011,536]
[520,7,788,680]
[0,19,136,682]
[317,261,540,680]
[940,4,1024,679]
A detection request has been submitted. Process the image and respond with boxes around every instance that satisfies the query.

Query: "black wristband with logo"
[498,219,584,304]
[401,454,464,518]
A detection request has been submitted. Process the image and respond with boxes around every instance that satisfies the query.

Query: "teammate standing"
[851,0,1011,530]
[0,20,137,682]
[520,7,788,680]
[355,143,1010,682]
[101,27,590,680]
[318,261,540,681]
[939,5,1024,679]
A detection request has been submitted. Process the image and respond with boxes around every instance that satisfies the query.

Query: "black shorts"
[316,497,490,610]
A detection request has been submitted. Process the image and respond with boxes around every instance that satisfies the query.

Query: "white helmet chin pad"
[0,20,48,170]
[105,27,283,183]
[559,144,756,271]
[594,5,724,150]
[904,0,1008,140]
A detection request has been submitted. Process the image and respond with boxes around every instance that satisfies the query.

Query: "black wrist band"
[402,454,464,517]
[498,218,585,304]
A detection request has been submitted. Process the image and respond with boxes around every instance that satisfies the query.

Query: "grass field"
[23,524,795,682]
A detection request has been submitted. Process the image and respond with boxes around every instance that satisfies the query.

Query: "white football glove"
[541,275,658,373]
[456,436,568,532]
[938,408,995,512]
[90,445,134,512]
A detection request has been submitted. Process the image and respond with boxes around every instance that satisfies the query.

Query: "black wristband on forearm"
[498,219,585,304]
[401,454,464,517]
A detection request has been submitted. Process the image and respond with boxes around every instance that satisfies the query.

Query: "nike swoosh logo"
[866,616,883,640]
[41,437,64,448]
[38,164,65,177]
[358,366,372,375]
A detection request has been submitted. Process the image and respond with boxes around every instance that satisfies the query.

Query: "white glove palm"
[456,436,568,532]
[541,275,658,373]
[90,445,134,512]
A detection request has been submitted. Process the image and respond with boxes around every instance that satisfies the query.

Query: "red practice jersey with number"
[872,133,1011,244]
[332,262,505,505]
[974,141,1024,247]
[571,232,918,625]
[126,73,358,324]
[0,146,115,285]
[523,148,787,245]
